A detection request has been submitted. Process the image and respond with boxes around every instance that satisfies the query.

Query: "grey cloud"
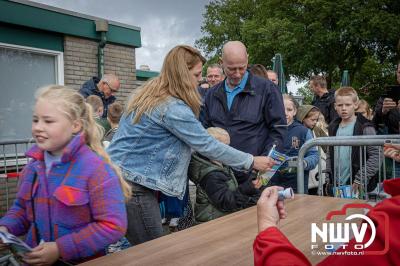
[31,0,211,70]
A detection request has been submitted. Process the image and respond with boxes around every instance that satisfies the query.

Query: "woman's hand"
[22,242,60,266]
[253,156,276,172]
[0,226,9,252]
[257,186,287,233]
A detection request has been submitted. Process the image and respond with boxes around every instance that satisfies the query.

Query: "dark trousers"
[125,182,164,245]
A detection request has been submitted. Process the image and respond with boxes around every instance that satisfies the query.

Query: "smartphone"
[383,85,400,102]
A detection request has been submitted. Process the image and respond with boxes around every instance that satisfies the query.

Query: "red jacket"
[254,178,400,265]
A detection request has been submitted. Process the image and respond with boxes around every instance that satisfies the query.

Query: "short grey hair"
[207,64,223,75]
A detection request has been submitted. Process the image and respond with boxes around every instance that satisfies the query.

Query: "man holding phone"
[373,62,400,134]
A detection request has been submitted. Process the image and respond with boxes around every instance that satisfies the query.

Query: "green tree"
[197,0,400,95]
[297,84,314,105]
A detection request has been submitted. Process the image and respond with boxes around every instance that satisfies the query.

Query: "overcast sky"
[30,0,301,92]
[31,0,211,71]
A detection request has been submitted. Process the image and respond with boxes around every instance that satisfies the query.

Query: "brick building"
[0,0,159,215]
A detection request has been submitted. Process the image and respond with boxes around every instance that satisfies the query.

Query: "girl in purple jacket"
[0,86,130,265]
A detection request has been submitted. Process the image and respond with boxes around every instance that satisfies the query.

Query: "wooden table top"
[81,195,365,266]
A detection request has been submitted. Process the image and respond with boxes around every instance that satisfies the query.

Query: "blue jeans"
[125,181,164,245]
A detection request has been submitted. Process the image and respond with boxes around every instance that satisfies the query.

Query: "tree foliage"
[196,0,400,97]
[297,84,314,105]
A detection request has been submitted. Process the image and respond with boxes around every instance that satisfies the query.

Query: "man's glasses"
[104,81,118,93]
[224,65,247,74]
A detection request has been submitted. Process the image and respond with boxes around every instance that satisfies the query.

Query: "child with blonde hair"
[296,105,328,138]
[86,95,104,118]
[104,102,123,142]
[356,99,373,120]
[0,85,130,265]
[86,95,111,136]
[188,127,262,223]
[327,87,379,195]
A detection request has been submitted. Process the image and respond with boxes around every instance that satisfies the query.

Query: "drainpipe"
[95,20,109,77]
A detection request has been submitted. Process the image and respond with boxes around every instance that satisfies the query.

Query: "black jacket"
[201,72,287,156]
[373,96,400,134]
[312,90,339,125]
[328,113,379,191]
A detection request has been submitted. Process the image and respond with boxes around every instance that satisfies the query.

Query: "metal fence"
[297,135,400,200]
[0,139,34,216]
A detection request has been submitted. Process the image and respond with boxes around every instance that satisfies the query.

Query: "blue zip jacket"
[283,120,318,168]
[269,120,318,192]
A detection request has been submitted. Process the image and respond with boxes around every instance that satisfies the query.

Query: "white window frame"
[0,42,64,85]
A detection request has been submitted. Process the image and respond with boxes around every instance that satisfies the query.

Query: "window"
[0,43,64,141]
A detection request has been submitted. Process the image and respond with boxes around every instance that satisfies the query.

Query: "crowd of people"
[0,41,399,265]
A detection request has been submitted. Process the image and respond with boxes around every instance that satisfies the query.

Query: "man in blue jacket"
[202,41,287,184]
[79,74,120,118]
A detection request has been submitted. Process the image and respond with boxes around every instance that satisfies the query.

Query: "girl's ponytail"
[82,102,132,200]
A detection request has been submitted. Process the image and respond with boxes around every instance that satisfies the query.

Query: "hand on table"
[257,186,287,233]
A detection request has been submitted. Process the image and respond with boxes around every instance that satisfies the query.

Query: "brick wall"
[63,35,139,105]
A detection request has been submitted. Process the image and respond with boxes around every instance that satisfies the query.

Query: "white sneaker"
[169,218,179,227]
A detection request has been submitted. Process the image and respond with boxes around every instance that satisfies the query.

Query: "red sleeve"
[318,196,400,266]
[253,227,311,266]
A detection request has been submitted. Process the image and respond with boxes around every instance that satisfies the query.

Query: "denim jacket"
[107,97,253,199]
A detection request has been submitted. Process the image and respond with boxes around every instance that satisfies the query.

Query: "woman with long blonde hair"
[107,45,272,245]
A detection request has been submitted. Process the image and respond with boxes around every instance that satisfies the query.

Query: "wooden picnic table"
[81,195,365,266]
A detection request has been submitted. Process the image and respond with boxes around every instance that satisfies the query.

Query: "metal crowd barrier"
[0,139,34,216]
[297,135,400,199]
[0,253,20,266]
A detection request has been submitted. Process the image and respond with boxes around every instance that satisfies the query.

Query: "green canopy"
[272,53,288,94]
[341,70,350,86]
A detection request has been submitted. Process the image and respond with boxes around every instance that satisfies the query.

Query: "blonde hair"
[207,127,230,144]
[356,99,372,120]
[86,95,103,113]
[127,45,206,123]
[316,114,328,135]
[335,86,359,103]
[283,94,299,110]
[35,85,131,199]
